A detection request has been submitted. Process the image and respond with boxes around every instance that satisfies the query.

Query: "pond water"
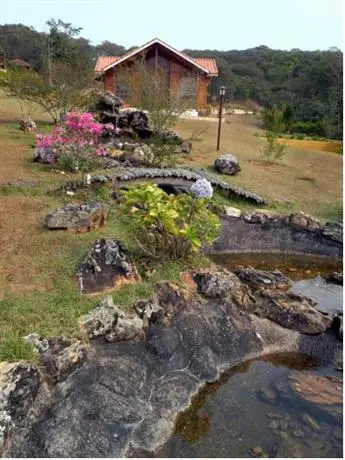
[290,276,343,315]
[209,252,342,281]
[156,253,343,458]
[157,354,343,458]
[210,252,343,316]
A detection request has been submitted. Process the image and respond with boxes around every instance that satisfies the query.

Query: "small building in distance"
[7,58,31,69]
[95,37,218,109]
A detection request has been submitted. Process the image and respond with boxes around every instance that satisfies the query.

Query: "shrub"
[261,105,288,163]
[121,183,220,260]
[288,120,327,137]
[35,112,112,172]
[262,132,287,163]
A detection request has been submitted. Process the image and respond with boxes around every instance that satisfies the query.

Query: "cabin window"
[179,77,197,97]
[116,81,131,101]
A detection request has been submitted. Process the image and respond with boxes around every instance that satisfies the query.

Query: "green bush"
[57,147,99,172]
[262,132,287,163]
[289,120,327,137]
[121,184,220,260]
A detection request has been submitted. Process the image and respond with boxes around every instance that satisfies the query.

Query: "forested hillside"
[0,23,342,138]
[185,47,343,139]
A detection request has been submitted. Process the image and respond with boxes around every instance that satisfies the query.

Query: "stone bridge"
[50,166,266,205]
[106,166,266,205]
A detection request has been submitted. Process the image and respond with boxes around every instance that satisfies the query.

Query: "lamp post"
[216,86,226,151]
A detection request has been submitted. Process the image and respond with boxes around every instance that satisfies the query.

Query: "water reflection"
[158,353,343,458]
[210,252,342,281]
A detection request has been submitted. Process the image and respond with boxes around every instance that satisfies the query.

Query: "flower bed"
[35,112,121,172]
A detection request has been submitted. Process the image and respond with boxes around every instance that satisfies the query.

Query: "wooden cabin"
[95,38,218,109]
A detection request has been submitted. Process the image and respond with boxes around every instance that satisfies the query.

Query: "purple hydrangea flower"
[190,179,214,199]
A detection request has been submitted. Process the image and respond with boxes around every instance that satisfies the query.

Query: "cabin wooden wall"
[102,46,211,109]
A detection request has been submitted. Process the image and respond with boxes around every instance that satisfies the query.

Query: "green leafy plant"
[57,146,99,172]
[261,105,288,163]
[263,132,287,163]
[121,184,220,260]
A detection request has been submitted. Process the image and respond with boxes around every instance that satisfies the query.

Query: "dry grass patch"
[278,138,341,153]
[176,115,342,220]
[0,92,51,123]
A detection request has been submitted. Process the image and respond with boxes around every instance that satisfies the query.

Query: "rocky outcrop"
[24,333,88,383]
[77,238,141,294]
[213,210,343,258]
[132,144,154,163]
[79,295,145,342]
[214,154,241,175]
[193,269,256,311]
[33,147,57,164]
[322,221,343,244]
[4,270,342,458]
[193,269,332,334]
[253,290,332,334]
[235,266,292,291]
[0,362,40,452]
[325,271,343,285]
[45,202,110,233]
[193,269,244,298]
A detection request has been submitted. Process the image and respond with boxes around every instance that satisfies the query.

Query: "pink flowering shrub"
[35,112,113,171]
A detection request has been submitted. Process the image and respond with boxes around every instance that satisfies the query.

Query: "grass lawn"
[0,106,342,361]
[176,115,343,220]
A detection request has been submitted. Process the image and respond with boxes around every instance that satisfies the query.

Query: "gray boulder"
[214,154,241,175]
[331,315,343,341]
[44,202,110,233]
[133,144,154,163]
[287,211,321,232]
[322,221,343,244]
[181,140,192,153]
[33,147,57,164]
[24,334,88,382]
[0,362,40,452]
[19,118,37,132]
[253,290,332,334]
[77,238,141,294]
[242,209,281,224]
[325,271,343,285]
[193,269,256,310]
[79,295,144,342]
[235,266,292,291]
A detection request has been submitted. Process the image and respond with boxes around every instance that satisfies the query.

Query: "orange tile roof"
[95,56,121,72]
[95,39,218,77]
[191,57,218,76]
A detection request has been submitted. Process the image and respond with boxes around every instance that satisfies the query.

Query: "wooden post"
[216,93,224,151]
